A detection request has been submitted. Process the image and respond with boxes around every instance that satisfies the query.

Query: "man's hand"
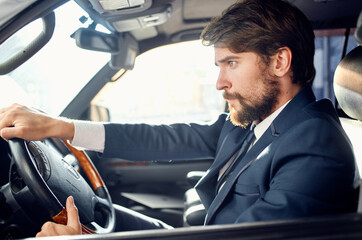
[36,196,82,237]
[0,103,74,141]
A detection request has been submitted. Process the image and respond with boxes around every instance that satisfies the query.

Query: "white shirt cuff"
[71,120,105,153]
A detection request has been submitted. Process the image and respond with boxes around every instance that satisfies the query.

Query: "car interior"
[0,0,361,239]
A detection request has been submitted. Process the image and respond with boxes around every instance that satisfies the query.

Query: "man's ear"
[272,47,292,77]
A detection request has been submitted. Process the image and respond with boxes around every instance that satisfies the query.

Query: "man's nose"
[216,70,231,91]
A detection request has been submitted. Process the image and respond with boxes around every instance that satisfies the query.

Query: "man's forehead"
[214,48,236,65]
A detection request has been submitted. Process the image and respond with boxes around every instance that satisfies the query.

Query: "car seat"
[333,28,362,210]
[183,171,206,226]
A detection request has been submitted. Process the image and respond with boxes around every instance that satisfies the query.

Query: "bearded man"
[0,0,357,237]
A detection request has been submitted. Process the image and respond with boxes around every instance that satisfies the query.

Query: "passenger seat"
[333,30,362,209]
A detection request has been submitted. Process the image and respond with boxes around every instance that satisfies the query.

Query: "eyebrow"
[215,55,240,66]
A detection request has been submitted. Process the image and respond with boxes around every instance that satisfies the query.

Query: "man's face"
[214,48,280,127]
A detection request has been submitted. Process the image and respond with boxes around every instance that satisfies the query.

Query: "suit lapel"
[195,125,250,209]
[210,126,250,173]
[204,126,277,224]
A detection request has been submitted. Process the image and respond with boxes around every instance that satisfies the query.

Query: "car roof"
[73,0,362,53]
[1,0,360,54]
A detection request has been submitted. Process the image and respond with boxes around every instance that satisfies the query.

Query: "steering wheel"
[8,138,115,234]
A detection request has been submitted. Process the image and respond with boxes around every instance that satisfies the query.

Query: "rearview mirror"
[73,28,138,70]
[73,28,119,53]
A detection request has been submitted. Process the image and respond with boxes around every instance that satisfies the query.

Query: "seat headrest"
[333,45,362,121]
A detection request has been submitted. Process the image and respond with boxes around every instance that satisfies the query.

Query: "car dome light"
[112,6,171,32]
[98,0,145,11]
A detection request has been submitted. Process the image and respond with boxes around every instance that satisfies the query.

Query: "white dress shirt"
[71,120,105,152]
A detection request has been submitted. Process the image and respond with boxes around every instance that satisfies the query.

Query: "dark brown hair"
[201,0,315,86]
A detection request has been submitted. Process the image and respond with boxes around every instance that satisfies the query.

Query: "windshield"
[93,40,224,124]
[0,1,109,116]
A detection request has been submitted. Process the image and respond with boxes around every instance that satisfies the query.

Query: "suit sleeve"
[100,114,227,161]
[234,118,357,223]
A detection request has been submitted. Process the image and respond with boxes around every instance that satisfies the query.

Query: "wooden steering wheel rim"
[62,140,105,192]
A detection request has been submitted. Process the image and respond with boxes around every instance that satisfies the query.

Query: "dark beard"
[225,78,280,128]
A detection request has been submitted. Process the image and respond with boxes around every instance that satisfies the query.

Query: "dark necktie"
[216,127,256,192]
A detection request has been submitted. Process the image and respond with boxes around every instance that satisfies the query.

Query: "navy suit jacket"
[102,86,357,225]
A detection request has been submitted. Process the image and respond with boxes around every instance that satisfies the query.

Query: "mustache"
[223,91,245,102]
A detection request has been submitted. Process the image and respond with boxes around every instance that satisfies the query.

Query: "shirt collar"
[253,100,291,142]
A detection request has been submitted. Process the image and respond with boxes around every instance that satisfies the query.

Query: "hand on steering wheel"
[36,196,81,237]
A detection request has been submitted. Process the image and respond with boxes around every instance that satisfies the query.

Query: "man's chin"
[229,108,250,128]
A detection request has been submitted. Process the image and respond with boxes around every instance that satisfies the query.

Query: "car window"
[313,30,359,101]
[0,1,109,115]
[93,40,225,124]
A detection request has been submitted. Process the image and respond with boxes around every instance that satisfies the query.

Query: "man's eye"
[229,61,236,67]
